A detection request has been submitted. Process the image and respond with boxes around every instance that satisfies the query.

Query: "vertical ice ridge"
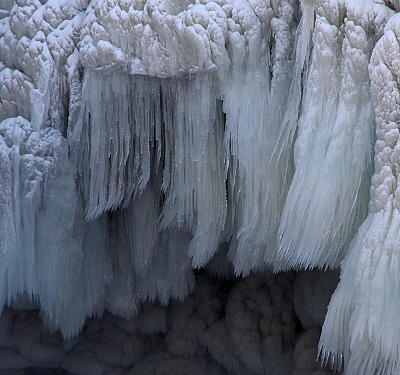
[159,74,227,268]
[106,186,195,315]
[77,0,300,271]
[274,0,388,271]
[77,70,162,220]
[0,140,14,310]
[0,116,88,339]
[225,0,298,276]
[271,0,314,164]
[319,11,400,375]
[1,0,399,351]
[0,0,96,335]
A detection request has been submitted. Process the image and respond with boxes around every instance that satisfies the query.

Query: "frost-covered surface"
[275,0,393,270]
[319,11,400,375]
[0,272,340,375]
[75,0,300,274]
[1,0,400,374]
[0,116,86,338]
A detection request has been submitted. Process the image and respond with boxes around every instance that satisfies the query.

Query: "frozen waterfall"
[1,0,400,374]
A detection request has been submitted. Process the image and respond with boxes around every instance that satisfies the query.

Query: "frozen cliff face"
[1,0,400,374]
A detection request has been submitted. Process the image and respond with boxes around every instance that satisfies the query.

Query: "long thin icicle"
[77,71,163,220]
[160,74,227,268]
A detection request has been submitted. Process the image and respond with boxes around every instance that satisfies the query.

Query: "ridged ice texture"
[0,68,33,123]
[77,0,301,272]
[76,70,227,266]
[0,116,87,337]
[76,70,163,220]
[224,0,299,276]
[0,0,88,133]
[274,0,392,271]
[2,0,399,344]
[0,0,197,339]
[106,188,196,318]
[79,0,230,77]
[159,74,227,267]
[0,0,107,339]
[319,11,400,375]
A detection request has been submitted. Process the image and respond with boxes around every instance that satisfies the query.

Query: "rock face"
[0,271,341,375]
[1,0,400,374]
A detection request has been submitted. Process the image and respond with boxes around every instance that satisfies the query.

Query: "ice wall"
[1,0,400,374]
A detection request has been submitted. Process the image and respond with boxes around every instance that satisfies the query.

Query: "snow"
[1,0,400,374]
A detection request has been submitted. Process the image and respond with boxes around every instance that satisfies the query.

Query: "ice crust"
[1,0,400,374]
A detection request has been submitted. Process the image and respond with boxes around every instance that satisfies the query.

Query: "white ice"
[319,11,400,374]
[1,1,400,374]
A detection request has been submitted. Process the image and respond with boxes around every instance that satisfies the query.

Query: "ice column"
[224,0,298,275]
[0,116,88,338]
[160,75,227,268]
[78,0,272,269]
[319,10,400,375]
[275,0,392,271]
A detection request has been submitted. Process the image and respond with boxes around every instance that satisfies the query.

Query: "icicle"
[224,0,298,275]
[0,0,96,338]
[107,184,195,315]
[0,136,14,310]
[138,230,195,305]
[3,0,398,347]
[0,116,89,339]
[160,74,227,268]
[76,70,163,220]
[35,143,87,339]
[0,117,41,299]
[271,0,314,165]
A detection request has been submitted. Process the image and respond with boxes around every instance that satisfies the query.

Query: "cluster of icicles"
[1,0,400,374]
[77,0,375,274]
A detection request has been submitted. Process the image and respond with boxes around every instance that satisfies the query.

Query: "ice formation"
[2,0,400,373]
[319,10,400,375]
[276,0,391,270]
